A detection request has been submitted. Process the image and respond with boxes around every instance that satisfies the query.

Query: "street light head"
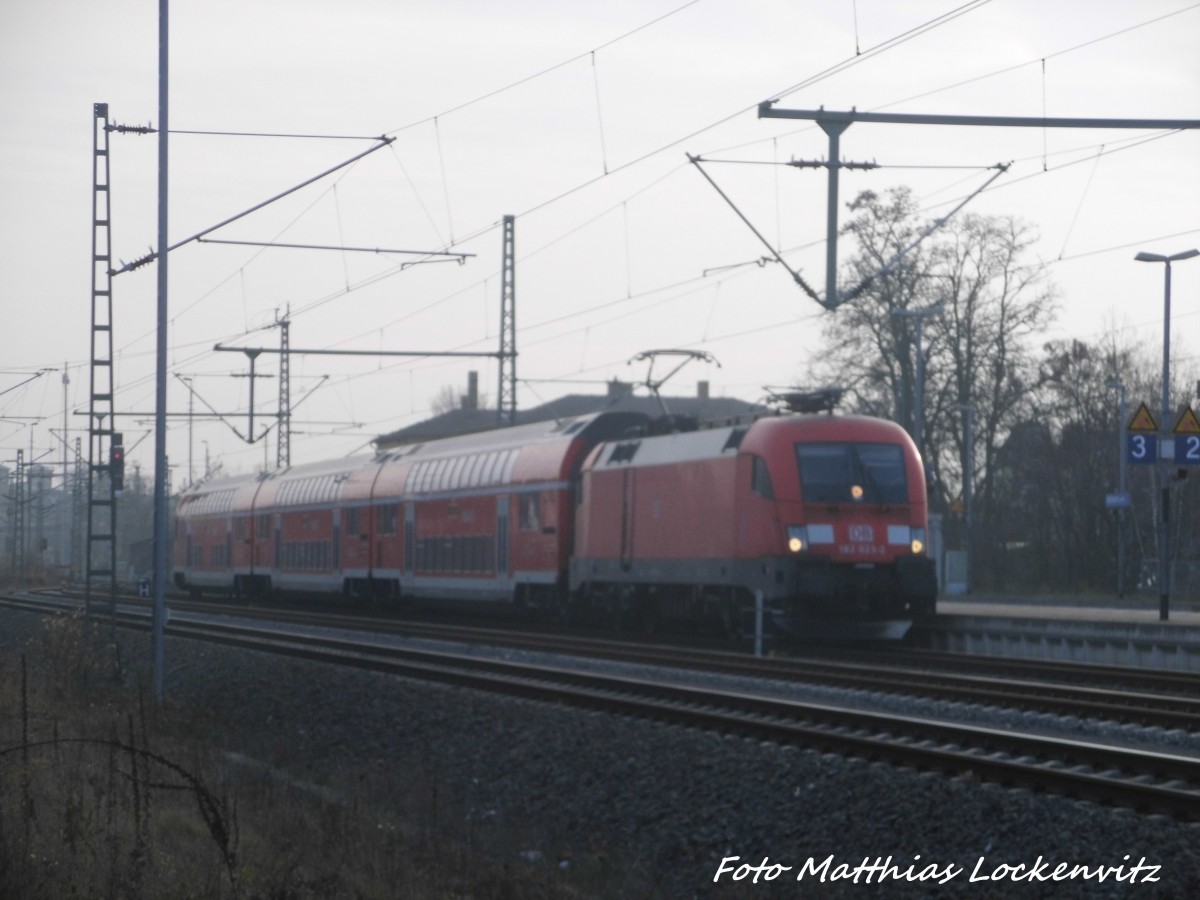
[1135,249,1200,263]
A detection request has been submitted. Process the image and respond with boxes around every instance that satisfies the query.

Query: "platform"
[912,594,1200,672]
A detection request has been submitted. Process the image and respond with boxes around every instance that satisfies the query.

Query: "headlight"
[787,525,808,553]
[911,527,926,555]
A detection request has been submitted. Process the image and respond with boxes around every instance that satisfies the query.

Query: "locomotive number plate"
[840,543,887,556]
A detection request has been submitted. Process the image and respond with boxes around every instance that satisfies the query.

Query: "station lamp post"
[1104,379,1127,597]
[1134,248,1199,621]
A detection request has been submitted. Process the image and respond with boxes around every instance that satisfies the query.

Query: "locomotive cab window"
[796,442,907,504]
[750,455,775,499]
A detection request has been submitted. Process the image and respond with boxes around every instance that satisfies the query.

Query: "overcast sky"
[1,0,1197,484]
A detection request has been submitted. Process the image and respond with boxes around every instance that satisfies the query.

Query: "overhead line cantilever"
[747,104,1200,309]
[112,137,396,275]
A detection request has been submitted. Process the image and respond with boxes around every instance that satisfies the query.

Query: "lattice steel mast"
[86,103,119,611]
[277,312,291,468]
[496,214,516,426]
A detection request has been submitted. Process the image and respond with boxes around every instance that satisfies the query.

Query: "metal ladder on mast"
[85,102,118,612]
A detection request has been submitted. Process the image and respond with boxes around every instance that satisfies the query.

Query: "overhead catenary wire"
[702,3,1200,159]
[36,4,1198,461]
[592,51,611,175]
[433,117,455,245]
[381,0,704,136]
[149,0,1014,365]
[1056,144,1106,260]
[916,130,1183,215]
[768,0,999,103]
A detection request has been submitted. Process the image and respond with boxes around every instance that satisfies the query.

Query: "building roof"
[374,384,768,448]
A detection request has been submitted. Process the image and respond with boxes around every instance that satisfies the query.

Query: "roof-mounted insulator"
[108,122,157,135]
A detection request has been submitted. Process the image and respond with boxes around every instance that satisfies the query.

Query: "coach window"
[453,457,466,488]
[462,454,479,487]
[751,456,775,500]
[377,504,397,536]
[347,507,362,536]
[519,493,540,531]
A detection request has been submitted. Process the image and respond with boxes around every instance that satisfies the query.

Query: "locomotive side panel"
[571,428,749,618]
[626,456,739,562]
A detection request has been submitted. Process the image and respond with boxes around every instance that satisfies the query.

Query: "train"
[173,409,938,639]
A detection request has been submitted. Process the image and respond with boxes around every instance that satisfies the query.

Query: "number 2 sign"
[1180,434,1200,465]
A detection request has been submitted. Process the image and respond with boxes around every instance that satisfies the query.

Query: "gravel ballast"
[6,606,1200,897]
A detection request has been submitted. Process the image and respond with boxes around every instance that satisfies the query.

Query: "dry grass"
[0,611,632,899]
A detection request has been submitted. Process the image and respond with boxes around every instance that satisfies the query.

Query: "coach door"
[619,468,636,570]
[404,503,414,576]
[496,496,509,577]
[332,509,340,570]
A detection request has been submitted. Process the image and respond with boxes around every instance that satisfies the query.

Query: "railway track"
[3,589,1200,821]
[12,588,1200,732]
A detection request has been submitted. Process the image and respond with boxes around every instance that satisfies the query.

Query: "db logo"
[848,524,874,542]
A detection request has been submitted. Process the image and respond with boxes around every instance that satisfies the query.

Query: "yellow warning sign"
[1173,406,1200,435]
[1127,403,1158,433]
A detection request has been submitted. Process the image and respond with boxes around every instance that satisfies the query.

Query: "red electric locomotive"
[173,409,936,638]
[570,414,937,638]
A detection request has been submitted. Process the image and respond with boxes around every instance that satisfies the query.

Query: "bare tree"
[926,212,1058,559]
[428,383,490,416]
[806,187,1058,587]
[429,385,461,416]
[808,188,937,436]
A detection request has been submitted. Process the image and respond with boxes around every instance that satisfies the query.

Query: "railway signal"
[110,433,125,491]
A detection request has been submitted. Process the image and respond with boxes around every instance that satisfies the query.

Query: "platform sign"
[1105,491,1131,509]
[1127,433,1157,464]
[1175,406,1200,466]
[1127,403,1158,433]
[1127,403,1159,465]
